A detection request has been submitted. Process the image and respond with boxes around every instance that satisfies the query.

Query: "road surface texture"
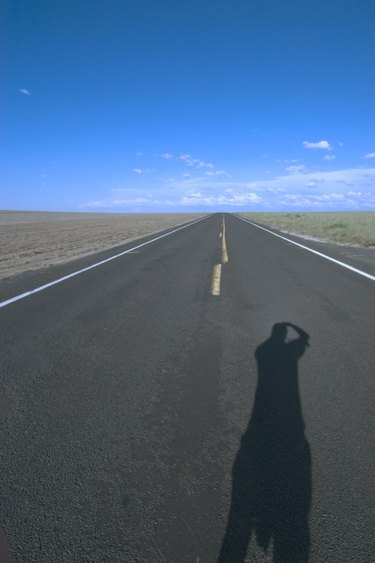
[0,213,374,562]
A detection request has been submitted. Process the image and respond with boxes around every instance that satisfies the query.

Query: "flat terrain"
[238,211,375,247]
[0,213,374,561]
[0,211,205,279]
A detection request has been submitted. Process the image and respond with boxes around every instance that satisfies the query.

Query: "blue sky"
[2,0,375,212]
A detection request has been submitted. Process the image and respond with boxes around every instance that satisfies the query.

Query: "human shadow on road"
[219,323,312,562]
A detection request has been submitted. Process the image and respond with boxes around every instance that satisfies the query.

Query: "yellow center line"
[211,214,228,297]
[210,264,222,296]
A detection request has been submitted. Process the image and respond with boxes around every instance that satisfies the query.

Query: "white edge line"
[0,216,209,309]
[236,215,375,282]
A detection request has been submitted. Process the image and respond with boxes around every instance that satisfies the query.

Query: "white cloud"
[136,151,144,156]
[285,165,307,174]
[181,191,262,207]
[364,153,375,159]
[85,197,170,208]
[272,168,375,209]
[161,152,173,160]
[19,88,31,96]
[132,168,153,175]
[315,193,344,201]
[323,155,336,161]
[82,167,375,211]
[303,140,332,150]
[179,154,214,169]
[205,170,227,178]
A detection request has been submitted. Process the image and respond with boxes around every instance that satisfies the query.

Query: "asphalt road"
[0,213,374,562]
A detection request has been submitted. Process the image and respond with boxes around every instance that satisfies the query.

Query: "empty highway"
[0,213,374,562]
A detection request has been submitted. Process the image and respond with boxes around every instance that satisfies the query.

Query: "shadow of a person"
[219,323,312,563]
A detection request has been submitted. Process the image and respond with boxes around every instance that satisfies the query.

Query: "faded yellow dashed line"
[210,215,228,296]
[210,264,222,296]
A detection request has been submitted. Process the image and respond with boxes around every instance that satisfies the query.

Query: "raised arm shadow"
[219,323,311,563]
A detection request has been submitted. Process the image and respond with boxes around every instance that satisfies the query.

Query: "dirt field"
[0,211,205,280]
[238,211,375,247]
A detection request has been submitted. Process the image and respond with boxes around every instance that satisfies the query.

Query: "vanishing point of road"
[0,213,374,561]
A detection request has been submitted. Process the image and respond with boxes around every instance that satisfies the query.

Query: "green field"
[237,212,375,247]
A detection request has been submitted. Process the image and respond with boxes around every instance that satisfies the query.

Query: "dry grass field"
[0,211,205,279]
[238,212,375,247]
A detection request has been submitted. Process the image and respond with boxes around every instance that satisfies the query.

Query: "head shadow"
[219,322,312,562]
